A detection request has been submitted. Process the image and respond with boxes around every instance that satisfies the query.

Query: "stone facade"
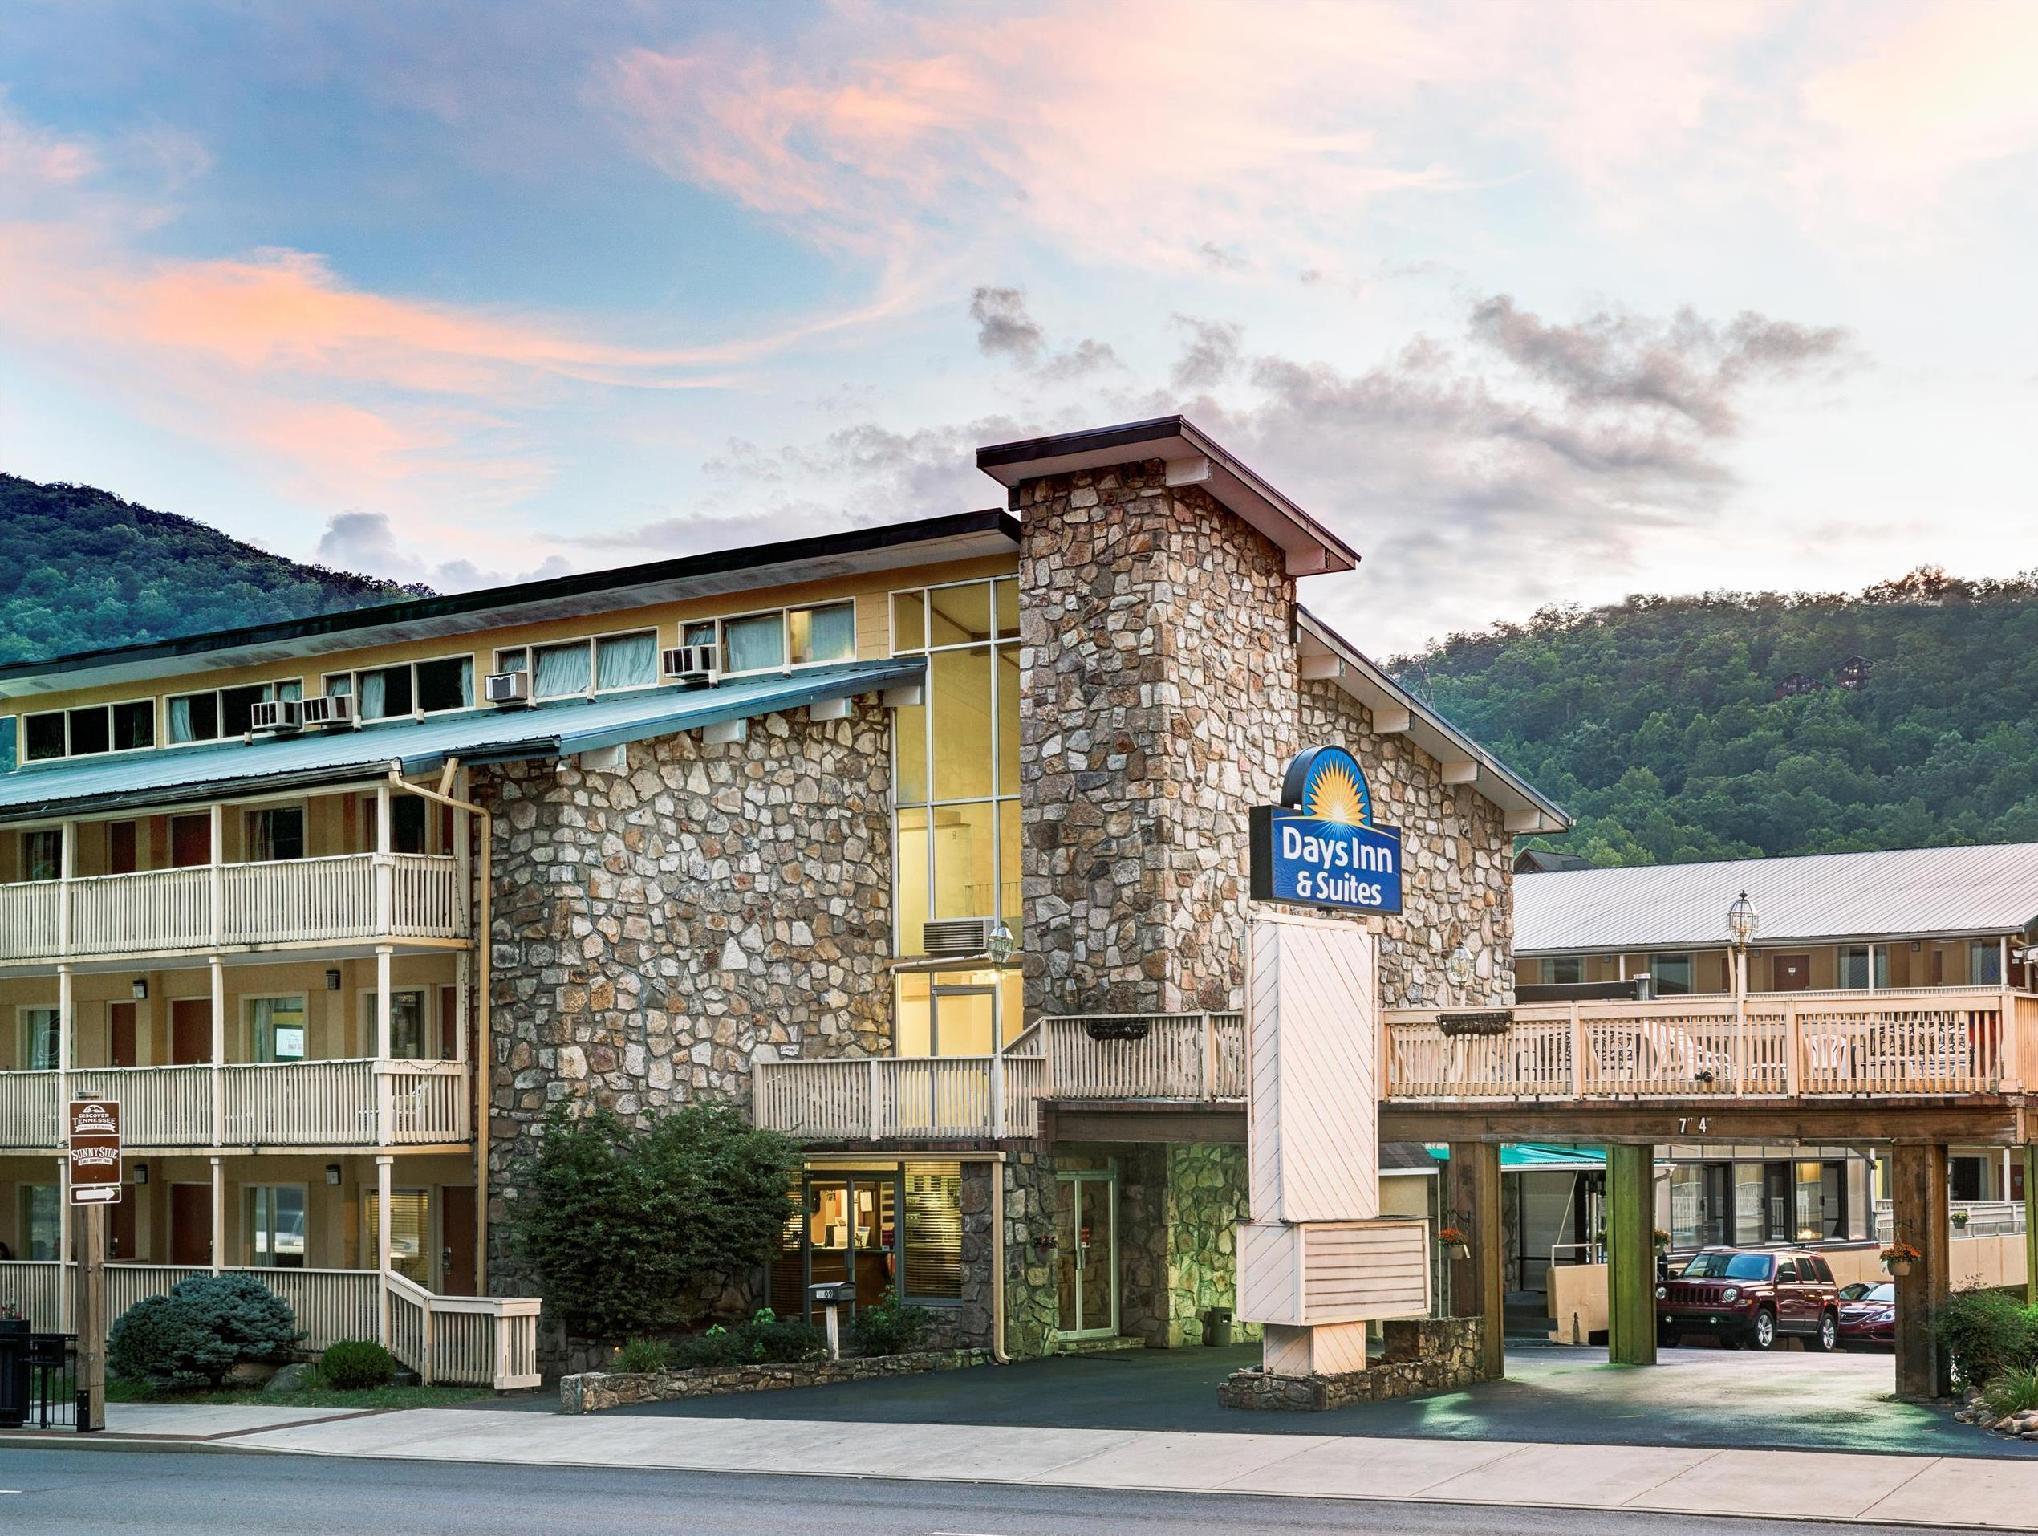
[1299,680,1514,1008]
[1215,1317,1492,1410]
[1018,459,1299,1017]
[559,1348,991,1413]
[475,701,896,1289]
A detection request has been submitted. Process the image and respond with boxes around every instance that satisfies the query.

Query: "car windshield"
[1861,1283,1895,1304]
[1681,1252,1772,1280]
[1839,1282,1873,1300]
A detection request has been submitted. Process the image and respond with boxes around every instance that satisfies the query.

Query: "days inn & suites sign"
[1249,746,1404,915]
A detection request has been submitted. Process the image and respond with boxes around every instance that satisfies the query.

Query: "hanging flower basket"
[1437,1225,1471,1260]
[1880,1242,1921,1277]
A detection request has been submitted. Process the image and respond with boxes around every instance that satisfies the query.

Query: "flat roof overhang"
[976,415,1360,577]
[0,510,1018,699]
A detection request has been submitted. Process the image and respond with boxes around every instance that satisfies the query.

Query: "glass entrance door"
[1054,1171,1117,1338]
[799,1171,901,1321]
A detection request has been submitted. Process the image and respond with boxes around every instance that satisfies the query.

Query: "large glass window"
[1650,954,1693,995]
[168,680,299,743]
[364,988,431,1059]
[329,660,467,720]
[789,602,856,665]
[594,631,658,691]
[724,612,786,674]
[890,578,1022,957]
[19,1184,60,1260]
[20,1006,59,1070]
[1839,945,1888,989]
[246,807,305,862]
[533,641,594,699]
[246,1185,307,1268]
[22,700,156,760]
[248,996,308,1063]
[365,1188,430,1284]
[1971,940,2004,985]
[21,829,62,882]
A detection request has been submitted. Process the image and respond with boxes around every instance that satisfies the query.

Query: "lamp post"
[1725,890,1758,1093]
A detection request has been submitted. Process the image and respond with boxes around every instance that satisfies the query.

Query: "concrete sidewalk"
[225,1407,2038,1528]
[3,1402,373,1442]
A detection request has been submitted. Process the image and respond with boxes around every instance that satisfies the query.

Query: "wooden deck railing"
[1,1263,539,1389]
[1383,986,2029,1102]
[0,852,463,966]
[751,1012,1245,1141]
[0,1060,471,1149]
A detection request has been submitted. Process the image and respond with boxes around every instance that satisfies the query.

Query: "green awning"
[1428,1143,1609,1172]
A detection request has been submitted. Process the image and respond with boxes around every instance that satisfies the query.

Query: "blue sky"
[1,1,2035,654]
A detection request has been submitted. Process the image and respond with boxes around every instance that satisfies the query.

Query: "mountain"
[0,474,423,667]
[1393,567,2038,866]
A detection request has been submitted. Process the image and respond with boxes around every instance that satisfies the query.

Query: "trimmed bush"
[849,1293,934,1358]
[318,1339,396,1390]
[109,1274,300,1393]
[1933,1289,2038,1391]
[511,1102,800,1340]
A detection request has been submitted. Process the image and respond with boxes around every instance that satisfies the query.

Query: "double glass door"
[1054,1171,1118,1339]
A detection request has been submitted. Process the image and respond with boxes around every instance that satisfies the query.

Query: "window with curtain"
[22,829,62,882]
[358,665,412,719]
[789,602,856,665]
[246,1185,307,1268]
[249,996,307,1062]
[368,989,429,1058]
[723,613,786,673]
[358,669,388,719]
[415,657,472,712]
[902,1163,963,1300]
[533,641,592,699]
[21,1185,60,1261]
[21,1006,60,1070]
[23,713,65,761]
[112,700,155,751]
[365,1189,431,1282]
[595,631,657,690]
[1971,941,2004,985]
[246,807,305,862]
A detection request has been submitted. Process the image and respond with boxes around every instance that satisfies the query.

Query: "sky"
[1,0,2034,657]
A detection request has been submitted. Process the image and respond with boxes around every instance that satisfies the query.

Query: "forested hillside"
[1395,568,2038,866]
[0,474,420,666]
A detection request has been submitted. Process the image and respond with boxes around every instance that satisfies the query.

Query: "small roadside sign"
[68,1098,122,1205]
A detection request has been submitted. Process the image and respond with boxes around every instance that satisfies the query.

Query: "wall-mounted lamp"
[324,1163,343,1186]
[130,978,148,1001]
[1444,939,1475,991]
[325,969,343,991]
[986,920,1016,966]
[133,1163,149,1186]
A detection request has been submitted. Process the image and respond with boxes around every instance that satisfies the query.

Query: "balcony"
[0,1058,471,1150]
[1383,986,2038,1102]
[0,852,464,967]
[751,1013,1243,1141]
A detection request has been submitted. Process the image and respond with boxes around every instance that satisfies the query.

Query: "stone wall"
[1018,459,1298,1017]
[475,702,896,1290]
[560,1348,992,1413]
[1298,680,1514,1008]
[1216,1317,1492,1410]
[1164,1144,1259,1347]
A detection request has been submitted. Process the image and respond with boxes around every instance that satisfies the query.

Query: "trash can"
[1202,1307,1233,1348]
[0,1316,29,1429]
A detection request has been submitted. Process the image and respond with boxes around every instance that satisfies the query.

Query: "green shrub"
[318,1339,395,1390]
[1933,1289,2038,1390]
[510,1102,800,1340]
[1983,1365,2038,1418]
[670,1324,741,1369]
[109,1274,300,1392]
[613,1337,672,1374]
[669,1310,826,1369]
[849,1293,933,1358]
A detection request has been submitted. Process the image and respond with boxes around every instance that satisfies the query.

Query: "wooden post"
[2024,1146,2038,1309]
[208,1155,224,1275]
[1892,1142,1951,1398]
[376,1154,394,1347]
[375,945,394,1060]
[208,803,224,946]
[78,1202,106,1431]
[1446,1141,1505,1380]
[209,955,226,1146]
[1606,1142,1657,1366]
[1568,1002,1587,1096]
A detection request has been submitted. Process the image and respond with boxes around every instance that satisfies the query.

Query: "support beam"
[375,945,394,1059]
[1297,654,1343,682]
[208,1155,224,1275]
[1163,455,1212,488]
[1892,1142,1951,1399]
[376,1154,395,1346]
[1440,760,1479,785]
[882,684,923,708]
[1446,1141,1505,1380]
[702,718,748,746]
[1606,1143,1657,1366]
[807,696,853,722]
[1372,706,1412,735]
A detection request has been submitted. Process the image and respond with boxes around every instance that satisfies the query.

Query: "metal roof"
[1516,843,2038,955]
[0,657,923,823]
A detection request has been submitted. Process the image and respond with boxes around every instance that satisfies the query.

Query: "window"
[1544,957,1583,985]
[327,658,470,721]
[247,996,307,1063]
[364,1188,431,1283]
[364,988,431,1059]
[1839,945,1887,989]
[1650,954,1693,995]
[1971,940,2004,986]
[789,602,856,666]
[533,640,593,699]
[19,1006,59,1070]
[168,680,299,744]
[21,828,62,882]
[18,1185,60,1261]
[718,602,855,675]
[246,806,305,862]
[363,793,428,854]
[890,579,1021,957]
[246,1185,307,1268]
[502,630,659,699]
[902,1163,963,1300]
[19,700,155,761]
[595,631,658,691]
[723,612,785,674]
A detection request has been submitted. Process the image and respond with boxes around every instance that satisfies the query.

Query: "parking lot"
[619,1341,2017,1458]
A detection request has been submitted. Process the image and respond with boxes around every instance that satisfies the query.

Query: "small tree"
[511,1101,800,1339]
[109,1274,300,1392]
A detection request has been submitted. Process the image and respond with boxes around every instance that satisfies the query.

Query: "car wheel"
[1817,1312,1838,1352]
[1752,1308,1777,1351]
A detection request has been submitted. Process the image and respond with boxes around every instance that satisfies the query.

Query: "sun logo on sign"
[1303,759,1368,825]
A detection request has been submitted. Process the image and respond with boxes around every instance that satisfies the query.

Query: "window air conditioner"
[662,643,719,685]
[484,671,532,707]
[249,699,302,734]
[300,693,355,728]
[923,917,997,957]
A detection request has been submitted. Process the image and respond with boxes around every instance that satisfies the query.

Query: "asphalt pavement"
[0,1446,1989,1536]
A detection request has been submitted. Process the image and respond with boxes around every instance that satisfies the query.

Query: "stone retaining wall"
[560,1348,992,1413]
[1216,1317,1491,1411]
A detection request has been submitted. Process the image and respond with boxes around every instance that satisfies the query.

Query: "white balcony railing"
[0,1059,471,1150]
[0,852,463,966]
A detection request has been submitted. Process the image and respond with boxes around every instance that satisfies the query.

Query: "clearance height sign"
[1249,746,1404,915]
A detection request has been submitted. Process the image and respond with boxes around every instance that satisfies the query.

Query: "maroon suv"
[1657,1248,1842,1351]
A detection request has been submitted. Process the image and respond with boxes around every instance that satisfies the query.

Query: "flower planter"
[1888,1261,1912,1278]
[1446,1243,1470,1260]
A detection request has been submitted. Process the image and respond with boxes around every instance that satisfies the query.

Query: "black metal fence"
[0,1323,79,1430]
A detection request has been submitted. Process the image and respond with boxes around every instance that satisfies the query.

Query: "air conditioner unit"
[484,671,532,707]
[249,699,302,734]
[923,917,997,957]
[662,643,719,685]
[300,693,355,728]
